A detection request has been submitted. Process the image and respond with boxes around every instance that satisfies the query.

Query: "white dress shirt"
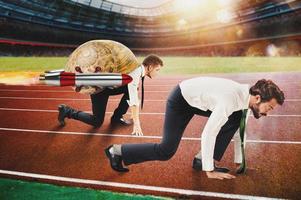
[127,65,145,106]
[179,77,250,171]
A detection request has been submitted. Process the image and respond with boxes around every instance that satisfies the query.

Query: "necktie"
[141,76,145,109]
[237,109,248,174]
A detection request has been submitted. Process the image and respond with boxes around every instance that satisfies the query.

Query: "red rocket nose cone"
[121,74,133,85]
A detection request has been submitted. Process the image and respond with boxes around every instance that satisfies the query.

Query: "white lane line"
[0,89,169,93]
[0,107,300,117]
[0,170,283,200]
[0,127,301,144]
[0,88,301,94]
[0,108,58,113]
[0,97,166,101]
[0,96,300,102]
[0,80,300,87]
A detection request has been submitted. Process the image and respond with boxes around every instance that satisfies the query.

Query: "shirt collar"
[141,64,146,77]
[245,94,251,110]
[242,84,250,109]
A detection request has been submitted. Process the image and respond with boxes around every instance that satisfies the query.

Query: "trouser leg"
[193,107,243,162]
[122,85,194,165]
[107,86,129,118]
[72,91,109,127]
[213,110,243,161]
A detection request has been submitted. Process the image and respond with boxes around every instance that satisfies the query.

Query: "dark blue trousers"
[72,85,129,127]
[122,85,242,165]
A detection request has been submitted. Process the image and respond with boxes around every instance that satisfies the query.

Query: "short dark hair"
[249,79,285,105]
[142,54,163,67]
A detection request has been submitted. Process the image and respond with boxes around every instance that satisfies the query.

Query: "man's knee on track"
[157,145,176,161]
[158,151,176,161]
[92,118,104,128]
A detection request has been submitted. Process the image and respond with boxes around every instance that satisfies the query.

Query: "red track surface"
[0,72,300,199]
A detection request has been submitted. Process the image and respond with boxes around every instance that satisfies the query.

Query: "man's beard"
[251,104,262,119]
[250,103,265,119]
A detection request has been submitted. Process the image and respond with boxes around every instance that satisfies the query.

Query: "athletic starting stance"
[105,77,284,179]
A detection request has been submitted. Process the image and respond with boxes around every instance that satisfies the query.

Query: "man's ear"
[255,95,261,104]
[147,65,153,72]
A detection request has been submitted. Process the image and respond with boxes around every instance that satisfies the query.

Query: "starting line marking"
[0,107,300,117]
[0,127,300,144]
[0,169,284,200]
[0,96,300,102]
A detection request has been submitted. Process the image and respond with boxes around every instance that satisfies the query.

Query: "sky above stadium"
[107,0,170,8]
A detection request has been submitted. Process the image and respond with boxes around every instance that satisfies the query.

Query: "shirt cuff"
[234,131,242,163]
[234,149,242,164]
[127,100,140,107]
[201,158,214,171]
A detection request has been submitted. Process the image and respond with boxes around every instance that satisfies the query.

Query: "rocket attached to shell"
[39,69,133,87]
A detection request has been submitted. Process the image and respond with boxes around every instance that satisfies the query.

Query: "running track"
[0,72,300,199]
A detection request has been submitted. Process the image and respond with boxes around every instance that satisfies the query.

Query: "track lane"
[0,129,300,199]
[0,72,300,199]
[0,97,300,115]
[0,110,300,141]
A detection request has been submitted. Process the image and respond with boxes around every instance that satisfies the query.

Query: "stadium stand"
[0,0,300,56]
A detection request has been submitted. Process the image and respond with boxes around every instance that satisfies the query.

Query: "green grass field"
[0,57,300,74]
[0,178,170,200]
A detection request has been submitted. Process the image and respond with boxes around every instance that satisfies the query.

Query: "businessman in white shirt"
[105,77,285,179]
[58,55,163,136]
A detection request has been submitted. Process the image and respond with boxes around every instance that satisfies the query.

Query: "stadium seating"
[0,0,300,56]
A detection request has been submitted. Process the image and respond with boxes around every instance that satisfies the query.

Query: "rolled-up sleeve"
[127,67,141,106]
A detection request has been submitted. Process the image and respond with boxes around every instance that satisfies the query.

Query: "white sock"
[109,144,122,156]
[195,151,202,159]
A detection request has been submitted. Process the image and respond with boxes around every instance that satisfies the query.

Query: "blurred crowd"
[1,39,299,57]
[0,9,300,57]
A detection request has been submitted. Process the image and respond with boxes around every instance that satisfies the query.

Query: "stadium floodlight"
[178,19,187,26]
[174,0,205,12]
[217,0,234,7]
[176,19,188,31]
[216,9,235,23]
[266,44,280,57]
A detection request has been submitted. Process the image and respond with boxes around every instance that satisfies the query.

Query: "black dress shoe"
[110,116,133,126]
[104,145,129,172]
[58,104,69,126]
[192,157,230,173]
